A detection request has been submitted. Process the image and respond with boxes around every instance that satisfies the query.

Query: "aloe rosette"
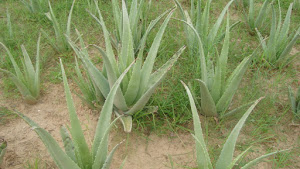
[183,82,287,168]
[256,1,300,68]
[15,59,132,169]
[288,85,300,119]
[68,1,185,132]
[180,13,253,117]
[0,35,41,104]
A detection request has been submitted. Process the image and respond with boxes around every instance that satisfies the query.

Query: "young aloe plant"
[15,59,132,169]
[111,0,152,53]
[0,34,41,104]
[183,82,287,168]
[68,1,185,132]
[243,0,273,35]
[41,0,75,53]
[21,0,47,13]
[288,86,300,120]
[256,2,300,68]
[181,14,252,117]
[174,0,239,57]
[0,138,7,166]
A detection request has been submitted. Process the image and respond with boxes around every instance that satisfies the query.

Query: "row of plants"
[0,0,299,168]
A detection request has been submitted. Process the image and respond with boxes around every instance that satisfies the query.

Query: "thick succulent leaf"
[216,56,252,112]
[182,81,213,169]
[255,0,271,28]
[112,0,122,40]
[276,29,300,66]
[101,141,124,169]
[92,117,120,169]
[15,111,80,169]
[138,7,175,97]
[67,36,110,98]
[60,126,76,163]
[226,147,252,169]
[66,0,76,38]
[89,4,118,75]
[277,3,293,46]
[92,62,134,158]
[179,17,208,84]
[240,149,289,169]
[0,42,23,79]
[93,45,128,111]
[124,46,185,115]
[21,45,35,87]
[0,69,32,99]
[60,59,92,168]
[197,79,218,117]
[34,33,41,98]
[207,0,234,51]
[215,98,263,169]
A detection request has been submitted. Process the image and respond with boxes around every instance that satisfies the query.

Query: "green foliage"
[41,0,75,53]
[74,56,104,110]
[0,35,41,104]
[15,59,131,169]
[256,2,300,68]
[294,0,300,10]
[21,0,47,13]
[0,138,7,166]
[69,1,185,132]
[243,0,273,34]
[111,0,152,53]
[174,0,239,57]
[288,85,300,119]
[181,15,252,117]
[183,83,287,169]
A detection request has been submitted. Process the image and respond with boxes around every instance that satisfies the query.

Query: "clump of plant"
[174,0,239,57]
[288,85,300,120]
[111,0,152,53]
[69,1,185,132]
[181,15,253,118]
[21,0,47,13]
[243,0,273,35]
[256,2,300,68]
[0,138,7,166]
[0,34,41,104]
[41,0,75,53]
[15,59,131,169]
[183,83,287,168]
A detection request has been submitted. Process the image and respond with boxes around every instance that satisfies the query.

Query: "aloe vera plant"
[69,1,185,132]
[111,0,152,53]
[256,2,300,68]
[0,34,41,104]
[21,0,47,13]
[15,59,131,169]
[243,0,273,35]
[183,83,287,168]
[174,0,239,57]
[181,14,252,117]
[288,85,300,119]
[41,0,75,53]
[0,138,7,166]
